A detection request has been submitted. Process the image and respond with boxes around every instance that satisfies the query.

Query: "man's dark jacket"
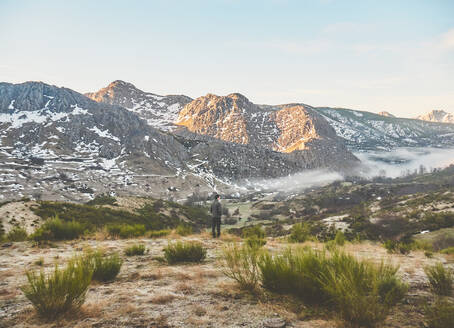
[210,199,222,218]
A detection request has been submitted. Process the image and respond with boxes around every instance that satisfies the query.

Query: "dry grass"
[174,282,194,294]
[117,304,138,316]
[150,293,177,304]
[193,305,207,316]
[186,316,209,326]
[141,269,164,281]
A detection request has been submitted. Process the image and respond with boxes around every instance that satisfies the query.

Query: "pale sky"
[1,0,453,117]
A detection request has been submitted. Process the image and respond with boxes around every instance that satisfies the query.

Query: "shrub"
[106,224,146,238]
[147,229,171,238]
[320,252,407,327]
[85,250,122,282]
[6,226,28,241]
[424,263,453,296]
[163,241,206,264]
[86,194,117,206]
[242,225,265,239]
[425,299,454,328]
[288,223,310,243]
[175,224,192,236]
[125,244,147,256]
[334,230,346,246]
[219,243,262,291]
[440,247,454,254]
[31,216,85,242]
[21,257,92,319]
[245,236,266,249]
[258,247,407,327]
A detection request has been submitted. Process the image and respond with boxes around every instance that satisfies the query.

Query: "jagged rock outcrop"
[85,80,192,131]
[416,110,454,124]
[177,94,348,149]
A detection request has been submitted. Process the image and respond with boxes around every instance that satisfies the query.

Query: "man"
[210,194,222,238]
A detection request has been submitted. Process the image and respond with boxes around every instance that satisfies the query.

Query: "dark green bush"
[21,257,92,319]
[440,246,454,254]
[86,194,117,206]
[106,223,146,238]
[425,299,454,328]
[125,244,147,256]
[163,241,206,264]
[6,226,28,241]
[31,216,85,242]
[89,251,122,282]
[288,223,310,243]
[424,263,453,296]
[147,229,171,238]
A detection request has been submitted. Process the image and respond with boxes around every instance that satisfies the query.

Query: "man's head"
[214,194,220,200]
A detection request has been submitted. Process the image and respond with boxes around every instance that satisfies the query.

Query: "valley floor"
[1,235,452,328]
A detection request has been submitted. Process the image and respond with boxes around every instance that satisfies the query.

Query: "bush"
[85,250,122,282]
[424,263,453,296]
[31,216,85,242]
[147,229,171,238]
[288,223,310,243]
[334,230,346,246]
[425,299,454,328]
[21,257,92,319]
[321,252,407,327]
[383,240,412,255]
[440,246,454,254]
[219,243,263,291]
[242,225,265,239]
[175,224,192,236]
[86,194,117,206]
[258,247,407,327]
[106,223,146,238]
[6,226,28,241]
[245,236,266,249]
[163,241,206,264]
[125,244,147,256]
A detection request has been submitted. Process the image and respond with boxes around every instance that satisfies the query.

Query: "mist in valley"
[242,147,454,193]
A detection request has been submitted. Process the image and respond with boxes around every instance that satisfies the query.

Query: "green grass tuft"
[21,257,92,319]
[163,241,206,264]
[424,263,453,296]
[125,244,147,256]
[6,226,28,242]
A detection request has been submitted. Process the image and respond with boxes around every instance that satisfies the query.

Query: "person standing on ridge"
[210,194,222,238]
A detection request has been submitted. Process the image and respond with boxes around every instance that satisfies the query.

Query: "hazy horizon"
[1,0,453,117]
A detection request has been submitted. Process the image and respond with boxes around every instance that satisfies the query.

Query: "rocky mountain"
[416,110,454,124]
[0,82,361,202]
[378,111,395,117]
[85,80,192,131]
[175,93,355,160]
[312,107,454,151]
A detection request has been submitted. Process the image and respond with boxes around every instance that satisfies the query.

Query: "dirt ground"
[1,233,453,328]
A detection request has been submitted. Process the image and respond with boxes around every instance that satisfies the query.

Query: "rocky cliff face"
[85,80,192,131]
[416,110,454,124]
[176,93,351,156]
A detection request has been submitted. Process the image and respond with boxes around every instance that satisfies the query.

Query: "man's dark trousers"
[212,217,221,238]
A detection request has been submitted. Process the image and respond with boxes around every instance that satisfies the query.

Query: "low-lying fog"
[243,147,454,193]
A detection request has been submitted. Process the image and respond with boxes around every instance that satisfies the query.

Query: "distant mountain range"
[416,110,454,124]
[0,79,453,201]
[0,80,361,201]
